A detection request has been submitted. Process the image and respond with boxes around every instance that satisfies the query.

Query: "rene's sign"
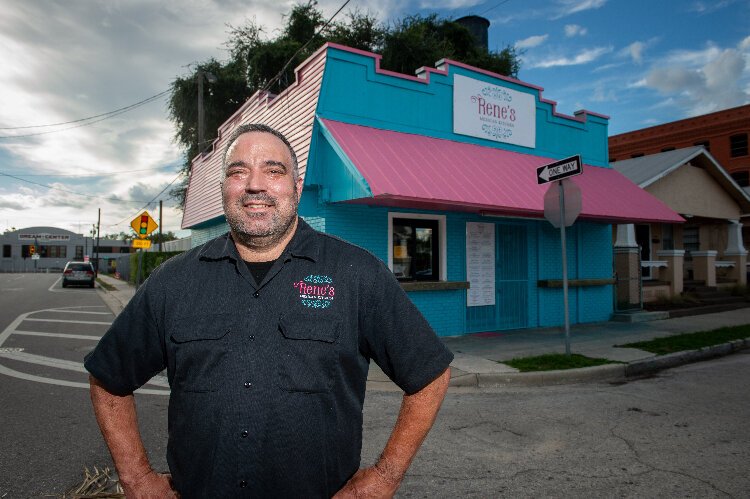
[453,74,536,148]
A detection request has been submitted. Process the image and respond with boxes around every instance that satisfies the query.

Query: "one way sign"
[537,155,583,184]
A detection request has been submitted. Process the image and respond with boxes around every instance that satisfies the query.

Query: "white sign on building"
[466,222,495,307]
[453,74,536,148]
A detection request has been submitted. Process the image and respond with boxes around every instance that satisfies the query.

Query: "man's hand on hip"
[332,464,401,498]
[120,470,179,499]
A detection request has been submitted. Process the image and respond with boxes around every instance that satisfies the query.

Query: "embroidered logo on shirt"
[293,275,335,309]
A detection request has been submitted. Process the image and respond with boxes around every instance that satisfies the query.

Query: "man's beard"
[223,192,298,248]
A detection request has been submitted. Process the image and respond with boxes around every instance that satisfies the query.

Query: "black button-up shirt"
[85,219,453,498]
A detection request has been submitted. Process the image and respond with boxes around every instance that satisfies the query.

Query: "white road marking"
[12,330,102,341]
[0,363,169,394]
[23,317,113,325]
[0,306,169,395]
[44,309,112,315]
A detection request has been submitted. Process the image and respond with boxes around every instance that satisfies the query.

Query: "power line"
[0,90,170,131]
[257,0,352,98]
[0,164,177,178]
[478,0,513,17]
[0,170,152,204]
[0,91,169,139]
[108,171,185,227]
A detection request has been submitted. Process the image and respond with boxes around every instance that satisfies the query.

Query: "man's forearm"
[89,375,153,484]
[376,367,451,483]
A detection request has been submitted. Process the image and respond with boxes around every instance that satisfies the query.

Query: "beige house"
[612,147,750,303]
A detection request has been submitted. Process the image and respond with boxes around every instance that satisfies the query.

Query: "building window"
[2,245,10,258]
[75,246,84,259]
[662,224,674,251]
[40,245,67,258]
[694,140,710,152]
[683,226,700,254]
[391,217,440,281]
[731,170,749,187]
[730,134,748,158]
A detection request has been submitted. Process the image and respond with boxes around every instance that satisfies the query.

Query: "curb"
[448,337,750,388]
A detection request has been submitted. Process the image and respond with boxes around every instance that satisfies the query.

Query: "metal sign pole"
[559,180,571,356]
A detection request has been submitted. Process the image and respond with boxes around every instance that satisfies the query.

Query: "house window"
[2,245,10,258]
[730,134,748,158]
[693,140,710,152]
[683,226,700,254]
[731,170,749,187]
[662,224,674,251]
[392,218,440,281]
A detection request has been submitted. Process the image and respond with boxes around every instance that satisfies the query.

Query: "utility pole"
[159,200,163,252]
[95,208,101,277]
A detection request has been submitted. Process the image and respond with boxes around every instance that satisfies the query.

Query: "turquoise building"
[181,44,680,336]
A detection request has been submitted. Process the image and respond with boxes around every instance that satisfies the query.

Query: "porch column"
[724,220,747,285]
[656,250,685,296]
[614,224,640,307]
[692,250,718,287]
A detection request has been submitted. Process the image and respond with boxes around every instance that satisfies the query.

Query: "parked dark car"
[62,261,96,288]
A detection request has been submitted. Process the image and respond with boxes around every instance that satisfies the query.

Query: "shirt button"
[253,291,260,298]
[239,480,247,488]
[249,335,255,341]
[244,381,252,388]
[241,430,249,438]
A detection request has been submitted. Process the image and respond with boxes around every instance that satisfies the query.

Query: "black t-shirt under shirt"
[244,259,276,285]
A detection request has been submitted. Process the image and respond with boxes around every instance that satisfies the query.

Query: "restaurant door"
[466,223,529,332]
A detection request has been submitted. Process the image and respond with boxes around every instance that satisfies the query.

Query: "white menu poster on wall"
[466,222,495,307]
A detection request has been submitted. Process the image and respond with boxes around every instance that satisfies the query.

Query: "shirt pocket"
[169,316,233,392]
[277,313,341,393]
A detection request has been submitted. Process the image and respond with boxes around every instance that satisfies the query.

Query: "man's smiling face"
[221,131,303,248]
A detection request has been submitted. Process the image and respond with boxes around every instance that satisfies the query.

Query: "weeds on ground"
[617,324,750,355]
[503,353,620,372]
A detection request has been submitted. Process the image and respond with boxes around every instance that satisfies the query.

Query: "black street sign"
[536,155,583,184]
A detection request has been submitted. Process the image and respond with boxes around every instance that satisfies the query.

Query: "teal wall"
[315,46,610,167]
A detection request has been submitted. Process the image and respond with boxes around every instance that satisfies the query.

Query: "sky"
[1,0,749,238]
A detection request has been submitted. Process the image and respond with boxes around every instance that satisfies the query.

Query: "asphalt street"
[1,273,748,497]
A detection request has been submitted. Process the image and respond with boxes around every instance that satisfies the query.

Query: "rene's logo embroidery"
[293,275,335,309]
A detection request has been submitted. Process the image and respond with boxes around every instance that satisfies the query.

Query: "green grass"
[617,324,750,355]
[503,353,619,372]
[95,278,116,291]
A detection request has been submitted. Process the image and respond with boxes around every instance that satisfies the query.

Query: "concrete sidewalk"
[95,274,750,390]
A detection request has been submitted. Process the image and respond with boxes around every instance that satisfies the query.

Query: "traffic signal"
[29,245,35,256]
[139,215,149,236]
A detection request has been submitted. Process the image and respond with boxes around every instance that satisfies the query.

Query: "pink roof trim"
[321,119,683,224]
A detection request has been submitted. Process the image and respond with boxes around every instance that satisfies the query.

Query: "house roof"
[612,146,750,213]
[320,119,684,224]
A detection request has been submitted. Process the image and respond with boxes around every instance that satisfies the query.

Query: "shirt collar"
[197,217,319,263]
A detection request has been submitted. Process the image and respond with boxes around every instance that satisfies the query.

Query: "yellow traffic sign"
[132,239,152,249]
[130,211,158,239]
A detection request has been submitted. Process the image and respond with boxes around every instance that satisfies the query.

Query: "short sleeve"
[84,275,167,396]
[360,261,453,395]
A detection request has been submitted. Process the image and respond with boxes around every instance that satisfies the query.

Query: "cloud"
[528,46,613,68]
[0,198,26,210]
[688,0,735,14]
[643,38,750,116]
[564,24,587,37]
[552,0,607,19]
[416,0,484,8]
[516,35,548,49]
[625,41,646,65]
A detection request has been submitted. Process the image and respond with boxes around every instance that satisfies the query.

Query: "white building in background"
[0,226,133,273]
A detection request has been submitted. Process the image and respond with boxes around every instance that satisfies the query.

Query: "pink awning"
[320,119,683,224]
